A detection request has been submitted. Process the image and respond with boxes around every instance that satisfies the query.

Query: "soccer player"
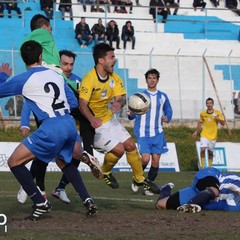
[156,167,240,212]
[0,40,97,220]
[128,69,173,195]
[78,43,159,194]
[192,98,225,168]
[17,50,101,207]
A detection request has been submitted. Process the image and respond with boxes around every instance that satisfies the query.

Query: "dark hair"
[20,40,42,66]
[126,21,131,25]
[206,97,214,104]
[145,69,160,80]
[30,14,50,31]
[93,43,114,65]
[59,50,76,61]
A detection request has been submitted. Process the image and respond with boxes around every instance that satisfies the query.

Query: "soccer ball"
[128,93,151,115]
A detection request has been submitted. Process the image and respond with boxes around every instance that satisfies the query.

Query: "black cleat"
[103,173,119,189]
[84,198,97,216]
[25,200,51,221]
[133,178,160,194]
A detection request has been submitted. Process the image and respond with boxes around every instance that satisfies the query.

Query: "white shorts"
[94,117,131,153]
[200,137,216,152]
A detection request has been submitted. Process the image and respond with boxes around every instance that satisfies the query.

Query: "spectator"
[0,1,4,18]
[136,0,141,6]
[193,0,206,11]
[225,0,240,16]
[97,0,111,12]
[210,0,219,7]
[79,0,87,12]
[121,20,135,49]
[75,17,93,48]
[41,0,54,19]
[105,20,120,49]
[120,0,133,13]
[111,0,122,13]
[149,0,168,23]
[91,18,106,45]
[5,0,22,18]
[164,0,179,15]
[58,0,73,20]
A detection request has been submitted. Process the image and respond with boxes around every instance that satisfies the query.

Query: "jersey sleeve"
[112,73,126,97]
[20,101,31,128]
[64,80,78,110]
[78,74,94,102]
[163,93,173,122]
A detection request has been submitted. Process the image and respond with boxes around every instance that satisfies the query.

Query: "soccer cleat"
[103,173,119,189]
[25,200,51,221]
[84,198,97,216]
[52,188,70,204]
[142,188,154,196]
[17,186,28,204]
[81,151,104,180]
[131,180,139,193]
[177,204,201,213]
[142,178,160,194]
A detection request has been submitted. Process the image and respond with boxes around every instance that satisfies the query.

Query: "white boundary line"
[93,196,154,203]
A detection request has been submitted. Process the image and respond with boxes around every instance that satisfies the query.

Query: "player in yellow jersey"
[192,98,225,169]
[79,43,159,194]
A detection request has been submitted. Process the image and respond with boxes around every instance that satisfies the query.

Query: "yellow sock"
[201,157,205,169]
[101,152,119,173]
[126,149,144,183]
[209,158,213,167]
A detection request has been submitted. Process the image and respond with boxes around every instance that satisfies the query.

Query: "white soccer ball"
[128,93,151,115]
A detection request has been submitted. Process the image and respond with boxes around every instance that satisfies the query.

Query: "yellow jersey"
[79,68,126,124]
[199,109,224,140]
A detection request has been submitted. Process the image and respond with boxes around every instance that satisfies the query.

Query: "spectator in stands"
[120,0,133,13]
[111,0,122,13]
[5,0,22,18]
[164,0,179,15]
[105,20,120,49]
[149,0,168,23]
[41,0,54,19]
[75,17,93,48]
[97,0,111,12]
[121,21,135,49]
[225,0,240,16]
[209,0,219,7]
[58,0,73,20]
[91,18,106,45]
[79,0,87,12]
[193,0,206,11]
[136,0,141,6]
[0,1,4,18]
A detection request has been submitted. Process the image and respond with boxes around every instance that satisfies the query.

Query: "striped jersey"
[132,90,172,138]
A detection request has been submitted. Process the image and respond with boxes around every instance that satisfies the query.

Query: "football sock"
[208,158,213,167]
[201,157,205,168]
[148,166,158,182]
[188,188,215,206]
[101,152,119,173]
[142,164,147,171]
[34,160,48,191]
[57,158,80,189]
[62,163,90,201]
[11,165,45,204]
[158,185,171,200]
[126,149,144,183]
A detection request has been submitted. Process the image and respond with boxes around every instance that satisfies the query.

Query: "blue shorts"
[137,133,168,155]
[23,115,77,163]
[179,187,198,205]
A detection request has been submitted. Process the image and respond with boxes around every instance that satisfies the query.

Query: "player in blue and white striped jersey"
[129,68,173,195]
[156,167,240,212]
[0,40,96,220]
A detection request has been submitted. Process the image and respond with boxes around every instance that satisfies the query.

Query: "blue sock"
[57,158,80,189]
[62,163,90,202]
[11,165,45,204]
[148,166,158,182]
[159,185,171,200]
